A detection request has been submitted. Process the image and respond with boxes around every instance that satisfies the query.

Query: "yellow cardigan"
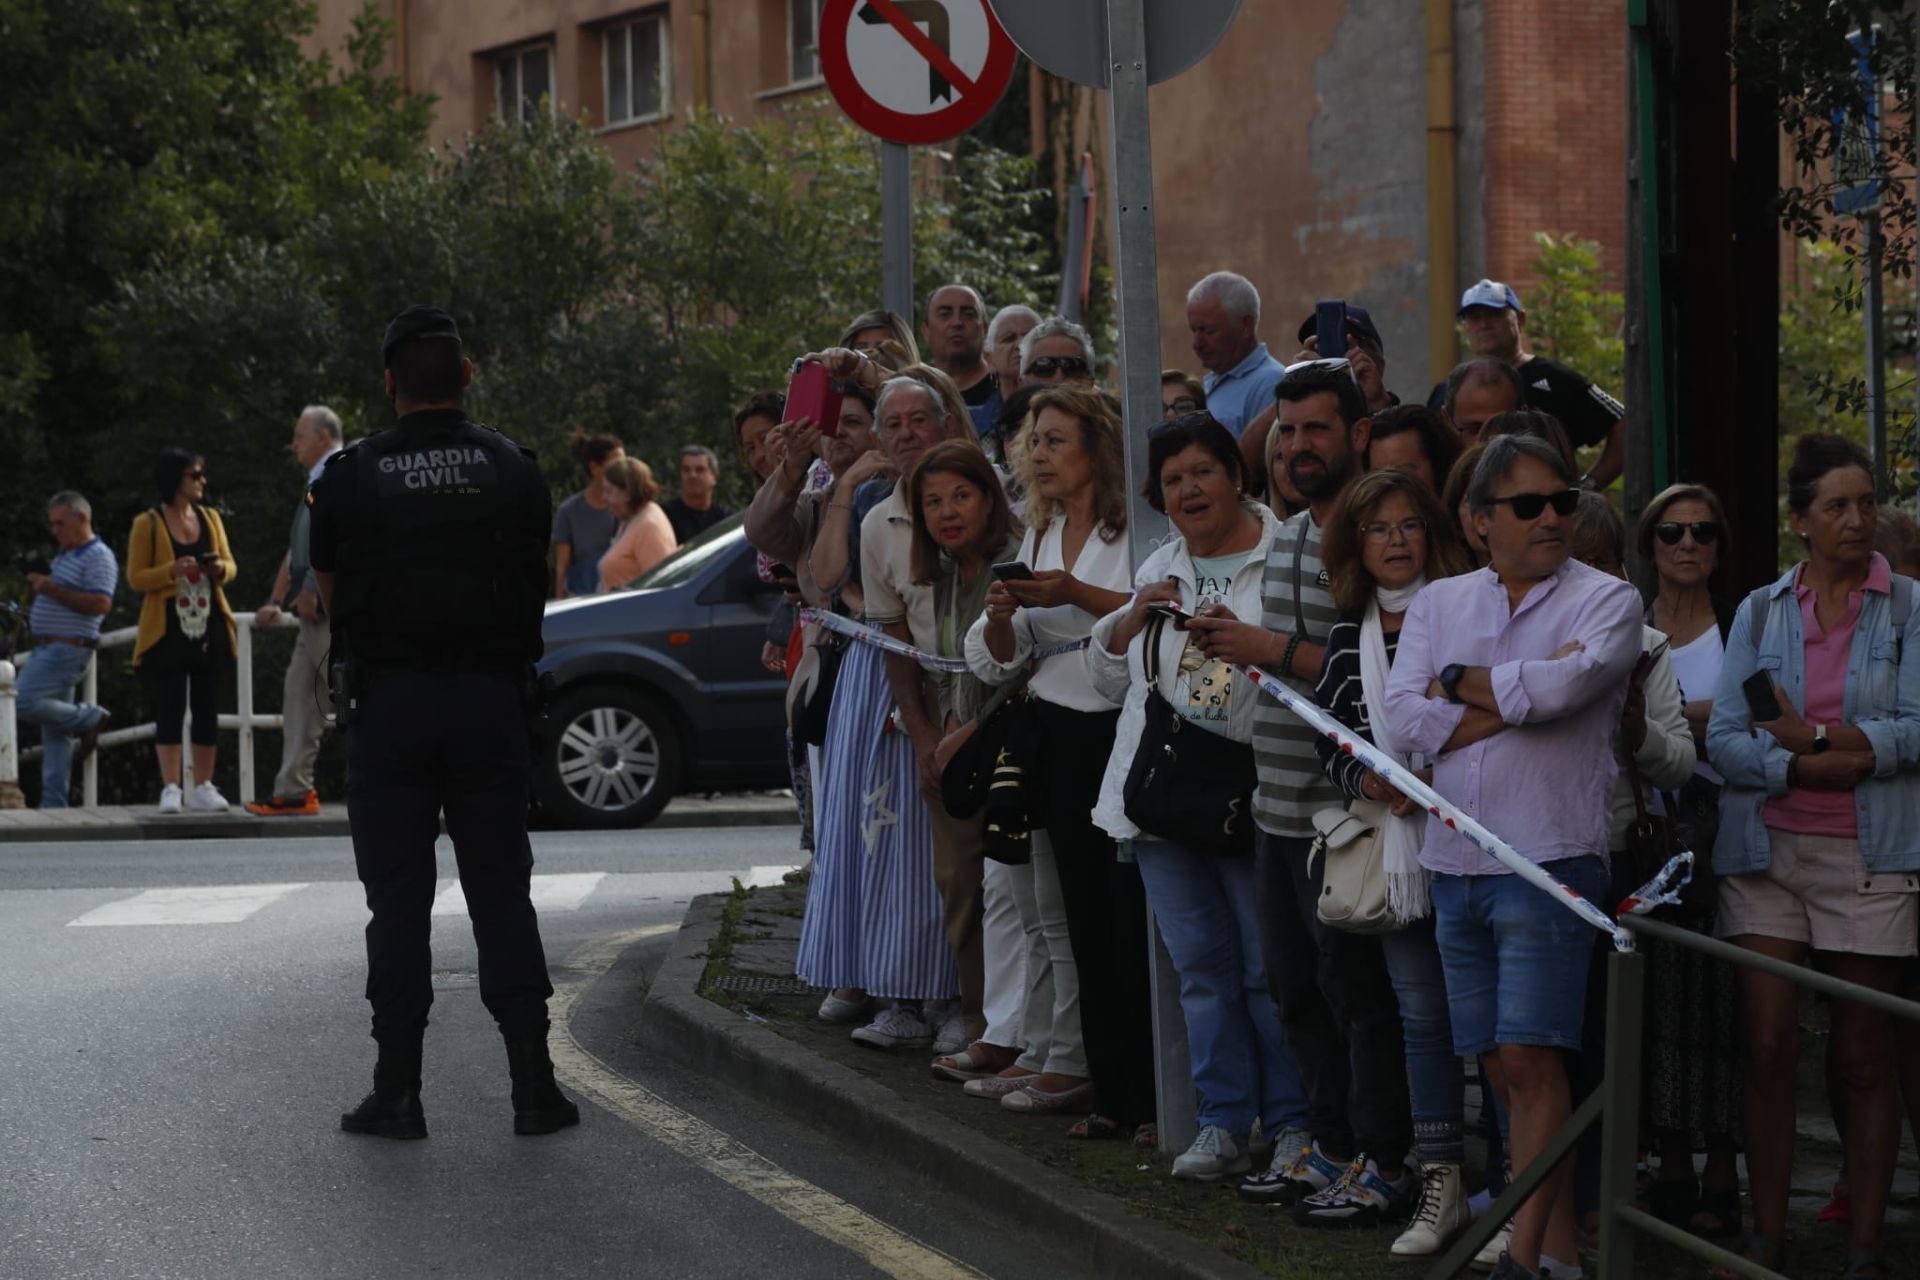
[126,506,239,666]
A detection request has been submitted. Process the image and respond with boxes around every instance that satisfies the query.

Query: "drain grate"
[707,975,821,995]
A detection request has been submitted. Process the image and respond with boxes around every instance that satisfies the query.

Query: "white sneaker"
[157,784,184,815]
[1471,1219,1516,1272]
[1172,1124,1251,1181]
[930,1004,968,1056]
[1392,1162,1469,1258]
[850,1004,932,1050]
[186,781,229,813]
[817,991,868,1023]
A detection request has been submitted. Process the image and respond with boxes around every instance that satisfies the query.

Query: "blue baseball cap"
[1457,279,1525,315]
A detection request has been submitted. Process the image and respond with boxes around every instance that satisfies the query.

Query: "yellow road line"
[549,925,988,1280]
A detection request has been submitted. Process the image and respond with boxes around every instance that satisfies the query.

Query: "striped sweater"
[1250,510,1344,837]
[1312,617,1398,802]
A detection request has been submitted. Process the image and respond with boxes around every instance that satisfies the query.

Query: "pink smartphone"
[786,361,845,437]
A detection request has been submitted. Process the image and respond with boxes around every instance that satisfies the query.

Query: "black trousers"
[1031,699,1156,1130]
[347,667,553,1045]
[1257,830,1412,1164]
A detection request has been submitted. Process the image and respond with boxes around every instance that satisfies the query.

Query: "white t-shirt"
[1666,624,1725,785]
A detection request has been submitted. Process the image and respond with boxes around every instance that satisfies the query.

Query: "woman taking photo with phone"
[1707,434,1920,1280]
[127,448,238,814]
[1087,413,1306,1180]
[965,387,1144,1137]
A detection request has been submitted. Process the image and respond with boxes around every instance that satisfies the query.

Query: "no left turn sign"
[820,0,1018,146]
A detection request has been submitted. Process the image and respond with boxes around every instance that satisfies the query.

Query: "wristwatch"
[1439,663,1467,704]
[1811,723,1832,754]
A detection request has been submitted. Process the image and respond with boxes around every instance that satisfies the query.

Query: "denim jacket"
[1706,559,1920,875]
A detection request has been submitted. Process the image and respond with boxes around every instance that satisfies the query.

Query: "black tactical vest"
[328,414,546,667]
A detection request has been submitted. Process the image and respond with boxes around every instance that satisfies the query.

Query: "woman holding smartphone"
[127,448,238,814]
[964,387,1143,1136]
[1707,434,1920,1280]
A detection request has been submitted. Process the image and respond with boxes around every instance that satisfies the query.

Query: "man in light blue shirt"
[20,491,117,807]
[1188,271,1287,439]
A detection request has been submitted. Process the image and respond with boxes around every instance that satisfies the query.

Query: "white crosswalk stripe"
[67,883,311,927]
[432,871,607,917]
[56,867,798,929]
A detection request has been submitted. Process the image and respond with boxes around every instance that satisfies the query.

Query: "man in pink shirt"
[1386,433,1641,1279]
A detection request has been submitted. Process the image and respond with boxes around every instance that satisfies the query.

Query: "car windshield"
[614,511,748,592]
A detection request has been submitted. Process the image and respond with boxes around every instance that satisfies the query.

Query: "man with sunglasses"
[1018,315,1098,388]
[1187,271,1288,439]
[1383,434,1641,1280]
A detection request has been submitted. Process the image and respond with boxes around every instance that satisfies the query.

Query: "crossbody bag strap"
[1142,612,1167,686]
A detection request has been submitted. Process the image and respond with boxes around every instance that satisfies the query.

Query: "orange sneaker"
[244,790,320,816]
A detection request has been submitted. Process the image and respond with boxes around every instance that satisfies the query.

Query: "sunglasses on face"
[1163,396,1202,417]
[1487,487,1580,520]
[1654,520,1720,546]
[185,468,207,481]
[1025,355,1090,379]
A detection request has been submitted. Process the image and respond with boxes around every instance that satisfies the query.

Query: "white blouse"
[964,515,1131,712]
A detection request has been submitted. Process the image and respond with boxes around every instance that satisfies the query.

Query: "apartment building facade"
[304,0,1632,389]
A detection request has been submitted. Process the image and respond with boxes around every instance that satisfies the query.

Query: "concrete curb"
[640,893,1269,1280]
[0,798,799,843]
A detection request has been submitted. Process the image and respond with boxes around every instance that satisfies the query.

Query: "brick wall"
[1481,0,1629,299]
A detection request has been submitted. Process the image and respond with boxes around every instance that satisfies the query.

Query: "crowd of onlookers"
[15,404,732,818]
[735,274,1918,1280]
[12,267,1916,1280]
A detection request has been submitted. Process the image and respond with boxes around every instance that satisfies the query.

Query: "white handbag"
[1307,798,1402,934]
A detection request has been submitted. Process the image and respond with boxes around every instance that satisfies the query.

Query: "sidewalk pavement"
[642,881,1919,1280]
[0,792,800,843]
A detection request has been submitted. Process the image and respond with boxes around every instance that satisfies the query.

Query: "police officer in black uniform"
[309,305,578,1140]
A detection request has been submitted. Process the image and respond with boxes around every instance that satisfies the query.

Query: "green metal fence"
[1425,911,1920,1280]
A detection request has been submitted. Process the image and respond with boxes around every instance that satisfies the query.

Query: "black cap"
[381,305,462,367]
[1295,303,1385,357]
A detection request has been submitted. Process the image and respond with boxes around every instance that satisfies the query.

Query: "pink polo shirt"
[1764,553,1892,837]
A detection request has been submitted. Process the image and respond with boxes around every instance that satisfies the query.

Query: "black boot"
[504,1030,579,1136]
[341,1036,427,1140]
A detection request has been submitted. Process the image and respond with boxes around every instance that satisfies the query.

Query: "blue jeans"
[1134,839,1308,1139]
[1431,855,1611,1055]
[1380,920,1466,1164]
[16,642,104,809]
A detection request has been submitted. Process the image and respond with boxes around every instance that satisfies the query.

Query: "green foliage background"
[0,0,1055,805]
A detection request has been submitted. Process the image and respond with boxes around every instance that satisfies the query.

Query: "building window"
[496,44,553,122]
[788,0,823,84]
[606,13,669,125]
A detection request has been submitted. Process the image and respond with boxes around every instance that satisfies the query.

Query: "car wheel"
[535,685,683,829]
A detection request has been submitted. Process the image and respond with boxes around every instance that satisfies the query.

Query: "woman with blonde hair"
[596,458,677,592]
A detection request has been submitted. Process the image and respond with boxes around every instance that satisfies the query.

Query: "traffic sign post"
[820,0,1018,322]
[988,0,1242,1159]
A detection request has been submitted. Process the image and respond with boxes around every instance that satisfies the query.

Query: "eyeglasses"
[1163,396,1202,418]
[1487,488,1580,520]
[1286,356,1353,373]
[1025,355,1090,379]
[1361,517,1429,543]
[1654,520,1720,546]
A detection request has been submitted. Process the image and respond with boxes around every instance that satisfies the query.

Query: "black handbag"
[787,630,844,747]
[1121,615,1257,855]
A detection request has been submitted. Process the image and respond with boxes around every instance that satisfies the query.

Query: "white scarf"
[1360,580,1431,922]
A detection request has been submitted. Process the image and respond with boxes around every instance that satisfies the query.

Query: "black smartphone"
[1146,601,1195,628]
[991,561,1034,582]
[1315,298,1349,357]
[1742,670,1783,722]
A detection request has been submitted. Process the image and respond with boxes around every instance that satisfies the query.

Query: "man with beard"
[1188,360,1416,1226]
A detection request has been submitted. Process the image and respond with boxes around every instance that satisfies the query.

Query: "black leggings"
[143,658,223,747]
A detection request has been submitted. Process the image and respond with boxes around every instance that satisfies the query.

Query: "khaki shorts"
[1717,829,1919,957]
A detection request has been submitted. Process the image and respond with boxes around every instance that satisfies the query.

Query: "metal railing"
[4,611,299,806]
[1427,908,1920,1280]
